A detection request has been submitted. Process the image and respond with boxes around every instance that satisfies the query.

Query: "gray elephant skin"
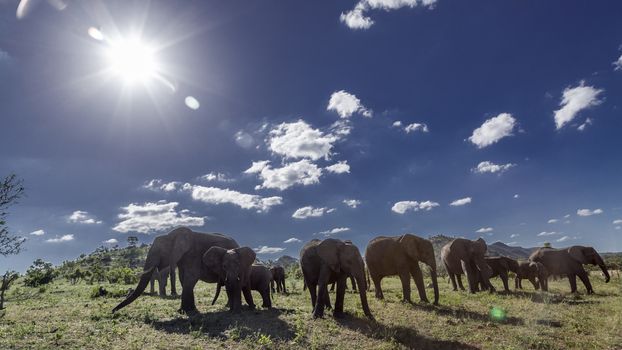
[213,264,272,308]
[478,256,518,292]
[441,238,494,293]
[515,261,547,290]
[365,234,439,305]
[300,238,373,320]
[270,265,287,294]
[149,265,177,296]
[112,227,242,314]
[529,245,610,294]
[203,246,257,311]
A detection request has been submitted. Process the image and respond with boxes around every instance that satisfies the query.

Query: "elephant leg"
[399,271,412,303]
[456,274,466,291]
[334,275,347,317]
[313,265,331,318]
[281,279,288,294]
[577,270,593,294]
[170,267,177,296]
[150,276,156,295]
[330,282,336,292]
[568,274,578,293]
[461,260,476,293]
[500,272,509,292]
[528,277,538,290]
[410,264,428,303]
[372,274,384,299]
[180,276,199,314]
[261,287,272,308]
[308,282,318,308]
[159,270,168,297]
[448,272,458,291]
[242,286,256,309]
[323,287,332,310]
[271,280,275,294]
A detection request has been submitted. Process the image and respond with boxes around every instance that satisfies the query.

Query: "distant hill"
[275,255,298,268]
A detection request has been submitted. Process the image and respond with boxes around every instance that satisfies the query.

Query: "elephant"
[212,264,272,308]
[529,245,610,294]
[441,238,494,293]
[149,266,177,296]
[203,246,257,312]
[300,238,373,319]
[515,260,547,290]
[330,276,356,292]
[365,234,439,305]
[112,227,241,314]
[477,256,518,292]
[270,265,287,294]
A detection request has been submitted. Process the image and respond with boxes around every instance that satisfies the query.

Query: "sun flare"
[105,37,157,84]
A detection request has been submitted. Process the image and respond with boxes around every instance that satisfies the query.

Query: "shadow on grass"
[150,307,296,341]
[410,303,524,326]
[511,291,602,305]
[334,313,480,350]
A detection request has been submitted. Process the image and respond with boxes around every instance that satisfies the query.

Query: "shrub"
[107,267,138,285]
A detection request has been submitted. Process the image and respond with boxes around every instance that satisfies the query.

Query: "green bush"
[23,259,56,287]
[106,267,138,285]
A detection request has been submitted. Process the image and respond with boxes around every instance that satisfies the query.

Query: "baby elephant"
[478,256,518,292]
[515,261,548,290]
[270,266,287,294]
[212,264,272,308]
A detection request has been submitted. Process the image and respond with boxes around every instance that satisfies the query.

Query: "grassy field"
[1,273,621,349]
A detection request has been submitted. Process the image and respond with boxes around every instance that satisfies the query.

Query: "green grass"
[1,274,621,349]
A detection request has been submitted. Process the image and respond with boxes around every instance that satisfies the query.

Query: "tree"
[0,174,25,257]
[24,259,56,287]
[0,271,19,311]
[543,242,552,248]
[127,236,138,248]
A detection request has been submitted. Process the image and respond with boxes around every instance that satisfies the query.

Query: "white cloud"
[104,238,118,244]
[554,83,603,130]
[200,172,234,183]
[112,201,205,234]
[340,0,438,30]
[391,200,439,214]
[392,121,403,127]
[254,246,285,254]
[614,54,622,71]
[186,184,283,212]
[284,238,302,244]
[510,233,520,238]
[538,231,559,236]
[343,199,361,208]
[234,130,255,149]
[577,118,593,132]
[513,194,520,199]
[469,113,516,148]
[317,227,350,236]
[292,206,334,219]
[325,160,350,174]
[268,120,338,160]
[143,179,181,192]
[450,197,471,206]
[616,226,621,230]
[393,121,429,134]
[548,219,558,224]
[67,210,102,225]
[473,161,516,174]
[245,159,323,191]
[476,227,493,233]
[29,229,45,236]
[564,214,571,218]
[556,235,573,242]
[577,208,603,217]
[46,234,74,243]
[613,219,622,225]
[327,90,372,118]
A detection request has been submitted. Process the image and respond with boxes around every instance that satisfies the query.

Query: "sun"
[105,37,158,84]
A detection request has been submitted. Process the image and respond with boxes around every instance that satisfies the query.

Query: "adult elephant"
[365,234,439,305]
[515,261,547,290]
[441,238,494,293]
[529,246,610,294]
[478,256,518,292]
[300,238,373,320]
[270,266,287,294]
[149,265,177,296]
[212,264,271,309]
[112,227,241,314]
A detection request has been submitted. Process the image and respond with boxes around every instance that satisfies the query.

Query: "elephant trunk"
[211,282,223,305]
[599,262,610,283]
[112,266,155,313]
[354,273,373,320]
[430,268,439,305]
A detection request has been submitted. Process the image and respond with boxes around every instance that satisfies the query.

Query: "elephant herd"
[113,227,610,323]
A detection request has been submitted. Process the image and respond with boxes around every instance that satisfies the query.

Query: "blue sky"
[1,0,622,272]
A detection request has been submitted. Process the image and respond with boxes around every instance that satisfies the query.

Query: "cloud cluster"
[340,0,438,30]
[144,179,180,192]
[469,113,516,148]
[254,246,285,254]
[614,54,622,71]
[245,160,323,191]
[46,234,74,243]
[537,231,559,236]
[577,208,603,217]
[450,197,471,206]
[327,90,372,118]
[284,237,302,243]
[112,201,205,234]
[391,200,439,214]
[476,227,493,233]
[554,83,603,130]
[317,227,350,236]
[104,238,118,244]
[67,210,102,225]
[393,121,429,134]
[473,161,515,174]
[186,184,283,212]
[268,120,338,160]
[292,206,335,219]
[343,199,361,208]
[29,229,45,236]
[325,161,350,174]
[200,172,234,183]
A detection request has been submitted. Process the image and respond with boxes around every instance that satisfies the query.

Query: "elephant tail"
[112,266,156,313]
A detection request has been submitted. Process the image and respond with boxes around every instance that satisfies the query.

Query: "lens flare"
[489,307,506,322]
[88,27,104,41]
[185,96,200,110]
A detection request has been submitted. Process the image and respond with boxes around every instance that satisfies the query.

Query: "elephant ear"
[398,234,421,261]
[568,246,589,264]
[203,246,228,275]
[170,229,193,265]
[317,239,344,273]
[474,238,488,254]
[235,247,257,270]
